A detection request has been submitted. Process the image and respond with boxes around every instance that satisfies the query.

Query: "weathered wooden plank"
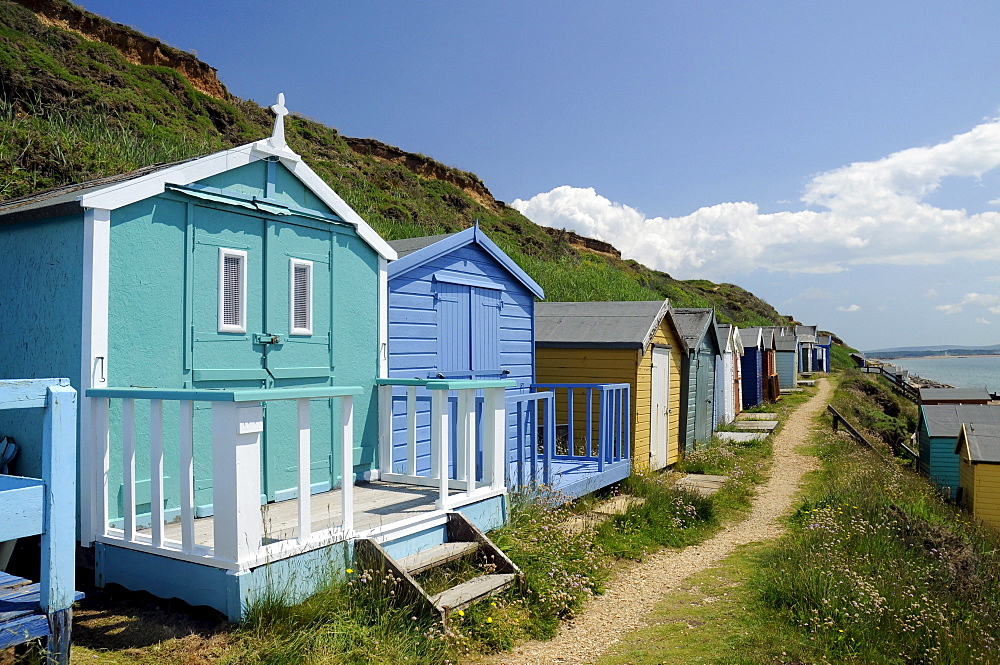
[430,573,517,612]
[0,379,70,410]
[398,541,478,575]
[0,613,50,650]
[0,477,44,540]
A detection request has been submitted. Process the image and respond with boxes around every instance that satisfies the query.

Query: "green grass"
[598,373,1000,665]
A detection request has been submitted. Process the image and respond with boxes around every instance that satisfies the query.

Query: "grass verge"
[600,373,1000,665]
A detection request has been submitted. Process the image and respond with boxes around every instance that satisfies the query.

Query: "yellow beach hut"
[957,423,1000,531]
[535,300,684,472]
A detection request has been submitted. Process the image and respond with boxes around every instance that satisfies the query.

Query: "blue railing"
[507,383,630,491]
[507,390,556,488]
[535,384,630,467]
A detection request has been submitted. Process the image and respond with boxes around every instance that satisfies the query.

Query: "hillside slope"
[0,0,789,327]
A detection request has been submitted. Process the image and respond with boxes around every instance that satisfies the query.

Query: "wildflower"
[486,617,493,623]
[457,610,465,617]
[346,568,354,574]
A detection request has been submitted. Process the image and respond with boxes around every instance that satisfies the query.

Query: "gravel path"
[491,378,833,665]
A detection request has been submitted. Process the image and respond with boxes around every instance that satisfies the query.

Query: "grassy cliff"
[0,0,788,326]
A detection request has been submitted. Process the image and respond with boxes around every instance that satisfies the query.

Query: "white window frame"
[289,258,313,336]
[218,248,248,333]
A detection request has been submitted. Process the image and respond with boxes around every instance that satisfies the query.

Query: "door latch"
[253,333,283,345]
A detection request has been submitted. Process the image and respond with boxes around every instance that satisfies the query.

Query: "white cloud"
[837,304,861,312]
[936,292,1000,315]
[977,318,992,325]
[924,288,938,298]
[512,116,1000,280]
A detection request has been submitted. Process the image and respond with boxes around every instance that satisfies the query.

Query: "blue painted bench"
[0,379,81,663]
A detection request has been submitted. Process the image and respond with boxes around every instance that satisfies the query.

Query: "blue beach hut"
[381,224,543,482]
[739,327,764,408]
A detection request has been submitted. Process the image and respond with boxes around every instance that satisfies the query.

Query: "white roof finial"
[269,92,289,149]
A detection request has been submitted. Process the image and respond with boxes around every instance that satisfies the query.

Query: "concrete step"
[734,420,777,431]
[737,412,778,420]
[717,431,767,443]
[674,473,728,497]
[398,541,479,575]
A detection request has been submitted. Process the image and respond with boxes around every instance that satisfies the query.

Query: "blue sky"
[78,1,1000,350]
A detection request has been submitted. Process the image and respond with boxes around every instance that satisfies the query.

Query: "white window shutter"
[289,259,313,335]
[218,248,247,333]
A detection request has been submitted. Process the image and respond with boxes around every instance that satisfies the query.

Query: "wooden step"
[398,541,480,575]
[430,573,518,614]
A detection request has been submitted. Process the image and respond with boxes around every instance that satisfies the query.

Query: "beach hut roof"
[919,388,992,404]
[0,126,396,259]
[738,327,762,348]
[774,331,798,352]
[795,325,818,343]
[957,423,1000,462]
[922,404,1000,438]
[535,300,674,350]
[671,308,722,355]
[386,224,544,298]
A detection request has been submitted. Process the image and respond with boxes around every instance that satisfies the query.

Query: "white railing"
[86,385,361,571]
[376,378,514,509]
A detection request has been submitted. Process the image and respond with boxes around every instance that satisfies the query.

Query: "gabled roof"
[957,423,1000,463]
[388,233,454,259]
[671,308,722,356]
[386,224,543,299]
[795,325,818,344]
[535,299,675,350]
[817,334,832,346]
[0,135,396,260]
[774,330,798,352]
[921,404,1000,438]
[739,327,763,349]
[718,323,743,355]
[919,388,992,404]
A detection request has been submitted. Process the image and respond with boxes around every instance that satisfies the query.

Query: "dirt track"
[492,379,833,665]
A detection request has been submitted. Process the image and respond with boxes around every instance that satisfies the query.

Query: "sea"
[885,355,1000,393]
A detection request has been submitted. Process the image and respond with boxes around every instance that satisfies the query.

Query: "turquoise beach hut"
[917,403,1000,499]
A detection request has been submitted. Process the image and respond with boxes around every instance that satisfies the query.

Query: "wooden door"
[191,207,337,503]
[649,347,670,470]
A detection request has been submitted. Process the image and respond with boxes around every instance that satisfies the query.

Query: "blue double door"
[188,205,339,504]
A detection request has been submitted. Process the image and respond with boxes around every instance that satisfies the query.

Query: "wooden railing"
[86,385,361,570]
[507,390,556,488]
[532,382,631,469]
[0,378,78,661]
[376,378,515,510]
[860,364,919,402]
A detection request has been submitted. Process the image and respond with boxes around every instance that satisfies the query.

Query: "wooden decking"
[0,572,84,652]
[538,457,632,499]
[139,481,450,548]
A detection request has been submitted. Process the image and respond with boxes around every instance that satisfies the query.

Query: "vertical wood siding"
[535,348,642,464]
[776,351,796,389]
[740,347,763,408]
[959,452,975,514]
[638,322,683,466]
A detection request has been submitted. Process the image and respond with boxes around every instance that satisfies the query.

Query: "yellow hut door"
[650,347,671,470]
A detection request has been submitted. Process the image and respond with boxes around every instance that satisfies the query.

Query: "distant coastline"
[868,351,1000,360]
